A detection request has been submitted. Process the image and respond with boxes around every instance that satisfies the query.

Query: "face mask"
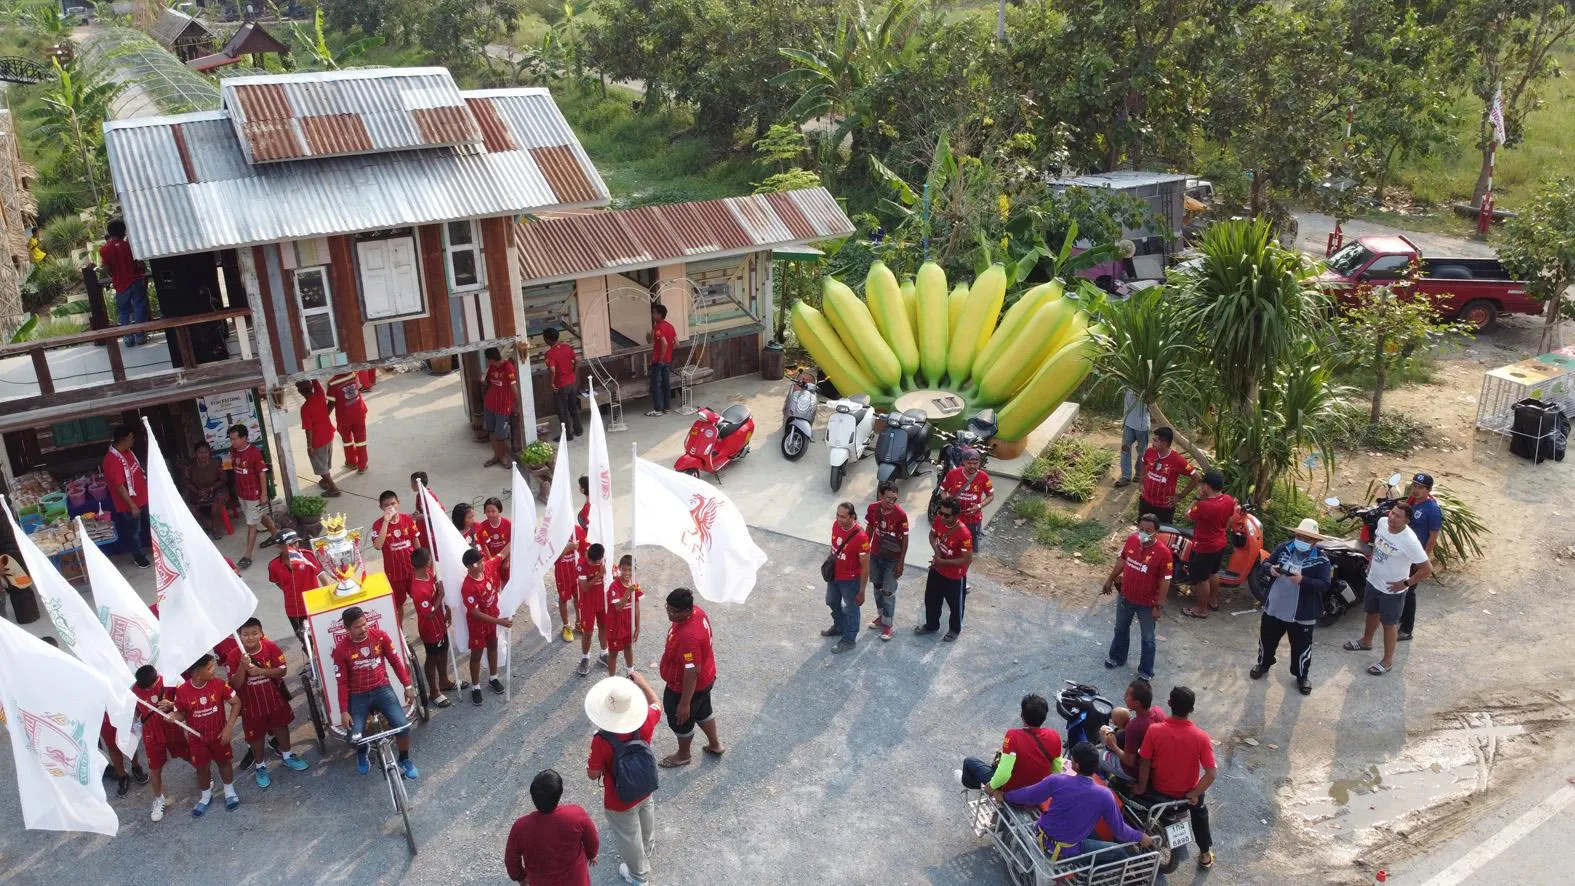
[1292,539,1312,553]
[1137,531,1155,545]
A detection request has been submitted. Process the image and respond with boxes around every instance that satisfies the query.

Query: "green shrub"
[39,215,91,257]
[1011,495,1048,521]
[1314,402,1426,455]
[21,259,79,313]
[1023,435,1115,502]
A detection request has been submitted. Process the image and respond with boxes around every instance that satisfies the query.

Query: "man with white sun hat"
[585,672,662,885]
[1252,518,1332,695]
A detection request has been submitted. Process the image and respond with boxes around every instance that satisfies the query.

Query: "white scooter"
[825,393,876,491]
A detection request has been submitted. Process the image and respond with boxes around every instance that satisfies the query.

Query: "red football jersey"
[174,677,234,741]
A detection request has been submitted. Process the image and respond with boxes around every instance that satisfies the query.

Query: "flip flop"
[484,458,502,467]
[1367,663,1392,676]
[236,557,252,570]
[1343,640,1373,651]
[702,745,726,757]
[1208,601,1220,611]
[658,755,692,769]
[1181,608,1209,619]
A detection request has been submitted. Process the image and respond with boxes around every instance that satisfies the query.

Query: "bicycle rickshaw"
[297,519,431,856]
[963,787,1161,886]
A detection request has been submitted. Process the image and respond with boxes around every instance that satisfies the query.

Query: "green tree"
[424,0,524,76]
[1335,279,1474,424]
[1090,287,1213,471]
[1498,177,1575,352]
[1440,0,1575,207]
[28,60,116,209]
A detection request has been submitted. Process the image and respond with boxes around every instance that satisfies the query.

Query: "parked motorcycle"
[1156,503,1269,600]
[824,394,875,491]
[873,408,933,483]
[780,373,818,461]
[928,410,999,519]
[674,405,755,482]
[1317,473,1405,625]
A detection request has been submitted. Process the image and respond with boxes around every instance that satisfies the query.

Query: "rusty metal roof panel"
[220,68,480,165]
[724,194,796,245]
[468,89,607,203]
[530,145,602,206]
[512,188,855,284]
[465,98,516,153]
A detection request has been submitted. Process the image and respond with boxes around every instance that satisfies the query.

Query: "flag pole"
[135,696,203,739]
[629,442,638,675]
[421,480,462,687]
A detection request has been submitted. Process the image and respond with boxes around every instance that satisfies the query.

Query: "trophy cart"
[297,516,431,855]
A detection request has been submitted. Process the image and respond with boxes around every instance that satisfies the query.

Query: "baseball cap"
[1412,472,1434,489]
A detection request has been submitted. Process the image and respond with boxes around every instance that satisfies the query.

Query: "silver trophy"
[312,514,365,597]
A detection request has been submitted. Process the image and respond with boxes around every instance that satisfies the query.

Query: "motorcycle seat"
[1319,537,1369,555]
[849,393,871,407]
[967,410,998,437]
[717,404,752,437]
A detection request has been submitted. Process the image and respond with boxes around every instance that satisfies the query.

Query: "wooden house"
[149,8,218,64]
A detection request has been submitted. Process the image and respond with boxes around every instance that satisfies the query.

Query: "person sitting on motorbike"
[998,742,1153,864]
[1135,686,1216,869]
[1099,680,1167,783]
[959,693,1062,793]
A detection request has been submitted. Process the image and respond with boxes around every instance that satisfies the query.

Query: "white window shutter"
[576,276,612,358]
[357,240,392,319]
[390,238,421,315]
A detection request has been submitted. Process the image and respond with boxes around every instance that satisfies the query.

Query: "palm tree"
[1091,286,1213,472]
[28,60,117,208]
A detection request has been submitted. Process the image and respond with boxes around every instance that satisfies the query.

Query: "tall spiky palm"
[1179,218,1329,412]
[1090,286,1213,471]
[28,60,117,208]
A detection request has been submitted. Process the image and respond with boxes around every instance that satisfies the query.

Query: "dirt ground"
[977,301,1575,881]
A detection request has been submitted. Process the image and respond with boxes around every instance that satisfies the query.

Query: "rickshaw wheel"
[302,673,327,754]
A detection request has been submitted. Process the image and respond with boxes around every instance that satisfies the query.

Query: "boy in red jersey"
[474,496,513,585]
[226,618,310,788]
[461,547,512,705]
[372,490,418,624]
[408,548,456,707]
[555,531,583,643]
[133,665,189,822]
[542,327,582,439]
[269,530,326,641]
[228,424,280,571]
[172,653,242,816]
[939,449,994,551]
[295,380,342,497]
[410,471,440,552]
[482,346,521,468]
[576,543,610,677]
[604,554,644,676]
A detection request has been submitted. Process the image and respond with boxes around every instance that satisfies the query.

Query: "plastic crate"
[1477,359,1575,436]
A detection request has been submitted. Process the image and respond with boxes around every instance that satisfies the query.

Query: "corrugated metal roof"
[1051,171,1190,190]
[150,8,213,47]
[104,84,609,260]
[516,187,854,285]
[220,68,482,165]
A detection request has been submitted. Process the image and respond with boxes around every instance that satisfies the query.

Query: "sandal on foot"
[658,755,691,769]
[1396,631,1413,641]
[1367,662,1392,676]
[1208,601,1220,611]
[1181,607,1209,619]
[1343,640,1373,651]
[236,557,252,570]
[702,745,726,757]
[1198,850,1214,869]
[484,457,502,467]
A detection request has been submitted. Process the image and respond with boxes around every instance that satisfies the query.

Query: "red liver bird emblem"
[681,494,721,557]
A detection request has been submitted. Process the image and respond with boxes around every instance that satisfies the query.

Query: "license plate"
[1165,819,1194,848]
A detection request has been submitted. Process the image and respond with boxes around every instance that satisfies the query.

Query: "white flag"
[1,500,137,760]
[0,617,120,836]
[1488,85,1507,146]
[632,457,767,604]
[421,484,471,651]
[527,429,576,607]
[144,418,258,682]
[80,518,162,675]
[500,465,551,642]
[585,386,616,591]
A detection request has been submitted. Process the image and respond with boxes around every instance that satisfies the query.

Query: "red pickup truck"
[1318,234,1538,331]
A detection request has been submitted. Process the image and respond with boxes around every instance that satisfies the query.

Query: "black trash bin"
[1509,398,1559,464]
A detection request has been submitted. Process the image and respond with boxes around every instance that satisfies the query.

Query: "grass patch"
[1033,508,1111,564]
[1316,402,1426,455]
[1011,496,1048,521]
[1259,481,1346,548]
[1023,435,1116,502]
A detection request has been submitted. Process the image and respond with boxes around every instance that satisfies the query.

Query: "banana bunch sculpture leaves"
[791,260,1096,442]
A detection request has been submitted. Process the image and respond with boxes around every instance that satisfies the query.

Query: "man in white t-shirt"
[1345,502,1432,676]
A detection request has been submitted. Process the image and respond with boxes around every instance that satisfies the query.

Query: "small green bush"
[21,259,79,313]
[1011,496,1048,521]
[1033,509,1110,564]
[1317,403,1426,455]
[39,215,91,258]
[1023,435,1116,502]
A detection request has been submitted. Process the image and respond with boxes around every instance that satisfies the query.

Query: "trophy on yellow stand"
[312,514,365,597]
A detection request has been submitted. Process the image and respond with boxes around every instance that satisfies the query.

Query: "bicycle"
[341,714,418,856]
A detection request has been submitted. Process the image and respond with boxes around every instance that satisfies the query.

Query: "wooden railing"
[0,308,254,396]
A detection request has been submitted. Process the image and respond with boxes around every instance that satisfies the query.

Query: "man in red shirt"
[295,380,341,498]
[1182,471,1236,619]
[1100,513,1172,682]
[99,218,148,346]
[482,346,520,468]
[326,369,370,472]
[461,547,513,705]
[645,303,677,416]
[333,606,417,778]
[268,531,326,641]
[504,769,599,886]
[821,502,870,653]
[542,327,582,439]
[940,449,995,550]
[1136,686,1217,869]
[228,424,280,571]
[916,498,973,641]
[226,618,309,788]
[474,496,513,585]
[585,672,661,885]
[960,693,1063,791]
[172,652,242,816]
[576,544,610,676]
[409,548,456,708]
[133,664,190,822]
[863,480,909,641]
[102,425,151,569]
[373,490,418,623]
[1137,427,1198,525]
[1100,680,1167,780]
[658,588,723,768]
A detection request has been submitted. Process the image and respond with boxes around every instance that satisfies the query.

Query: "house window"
[444,219,485,291]
[357,236,424,320]
[294,266,338,353]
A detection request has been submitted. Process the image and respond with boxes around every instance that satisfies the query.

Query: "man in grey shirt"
[1251,519,1331,695]
[1114,389,1150,488]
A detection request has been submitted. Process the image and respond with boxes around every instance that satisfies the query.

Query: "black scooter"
[927,410,998,519]
[1055,680,1115,748]
[874,409,932,483]
[1318,473,1404,626]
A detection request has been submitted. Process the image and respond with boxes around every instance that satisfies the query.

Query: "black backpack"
[599,730,659,803]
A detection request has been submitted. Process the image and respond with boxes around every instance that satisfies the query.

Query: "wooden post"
[106,338,126,382]
[29,349,53,395]
[238,248,297,507]
[175,326,198,369]
[81,264,110,336]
